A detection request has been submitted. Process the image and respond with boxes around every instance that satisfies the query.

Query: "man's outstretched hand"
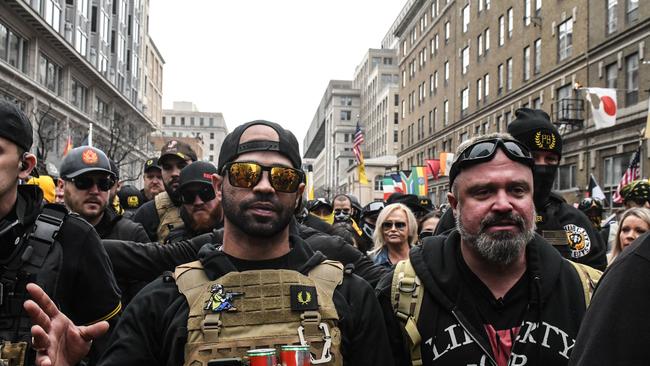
[23,283,110,366]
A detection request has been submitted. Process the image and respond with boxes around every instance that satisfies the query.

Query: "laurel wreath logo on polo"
[534,131,556,150]
[204,284,243,313]
[297,290,312,305]
[564,224,591,258]
[81,149,99,165]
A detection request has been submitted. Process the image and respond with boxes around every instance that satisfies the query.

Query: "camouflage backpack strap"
[567,260,602,307]
[391,259,424,366]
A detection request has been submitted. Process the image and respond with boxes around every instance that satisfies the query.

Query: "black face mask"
[533,164,558,209]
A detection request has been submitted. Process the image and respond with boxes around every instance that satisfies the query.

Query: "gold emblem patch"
[564,224,591,259]
[81,149,99,165]
[534,131,556,150]
[127,195,139,208]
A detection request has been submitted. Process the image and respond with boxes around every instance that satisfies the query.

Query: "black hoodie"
[98,235,394,366]
[377,230,588,366]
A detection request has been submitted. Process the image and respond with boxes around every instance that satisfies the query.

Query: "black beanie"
[507,108,562,159]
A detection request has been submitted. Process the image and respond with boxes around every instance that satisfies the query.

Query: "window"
[209,118,214,127]
[535,0,542,15]
[557,18,573,61]
[462,5,470,32]
[200,117,204,126]
[461,88,469,112]
[100,10,110,44]
[533,97,541,108]
[497,63,504,94]
[605,62,618,88]
[209,143,214,150]
[478,34,483,56]
[394,130,399,143]
[524,0,531,25]
[77,0,88,18]
[44,0,61,30]
[485,0,491,9]
[485,28,490,52]
[482,121,489,134]
[38,53,62,95]
[445,21,450,42]
[604,154,632,187]
[210,132,215,139]
[434,34,439,52]
[627,0,639,23]
[171,116,176,125]
[607,0,618,34]
[341,110,352,121]
[374,176,384,191]
[507,8,514,37]
[180,117,185,126]
[95,96,108,122]
[461,47,470,74]
[534,38,542,74]
[553,164,577,190]
[523,46,530,81]
[341,96,352,106]
[499,16,505,46]
[477,79,482,103]
[0,22,28,72]
[75,27,88,56]
[626,53,639,105]
[434,71,439,91]
[432,0,438,18]
[444,61,449,83]
[443,100,449,125]
[71,79,88,112]
[484,73,490,99]
[479,0,484,12]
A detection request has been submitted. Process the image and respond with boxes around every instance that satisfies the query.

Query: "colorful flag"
[383,176,396,200]
[390,173,405,193]
[62,135,73,156]
[414,166,429,196]
[584,87,617,129]
[587,174,606,201]
[352,122,368,185]
[426,159,440,180]
[612,147,641,203]
[439,152,455,176]
[399,170,415,195]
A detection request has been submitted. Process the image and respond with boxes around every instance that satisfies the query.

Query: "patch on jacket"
[563,224,591,258]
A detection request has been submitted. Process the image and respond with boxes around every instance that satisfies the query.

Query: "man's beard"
[456,209,536,266]
[222,192,293,238]
[190,204,222,234]
[164,178,181,204]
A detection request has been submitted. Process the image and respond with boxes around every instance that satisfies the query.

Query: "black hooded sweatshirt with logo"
[377,230,588,366]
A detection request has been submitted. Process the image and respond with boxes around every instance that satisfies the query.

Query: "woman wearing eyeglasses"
[369,203,418,268]
[608,207,650,265]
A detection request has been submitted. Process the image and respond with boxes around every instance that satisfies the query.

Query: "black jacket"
[569,232,650,365]
[377,230,588,366]
[103,222,389,288]
[98,236,394,366]
[432,194,608,271]
[131,200,160,242]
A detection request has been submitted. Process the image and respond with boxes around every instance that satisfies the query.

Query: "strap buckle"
[397,277,418,293]
[298,322,332,365]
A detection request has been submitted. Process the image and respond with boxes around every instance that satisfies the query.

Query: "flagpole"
[88,122,93,147]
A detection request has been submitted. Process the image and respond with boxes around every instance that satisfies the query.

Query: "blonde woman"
[608,207,650,265]
[370,203,418,268]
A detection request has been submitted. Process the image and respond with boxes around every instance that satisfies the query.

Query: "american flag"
[353,122,365,163]
[612,147,641,203]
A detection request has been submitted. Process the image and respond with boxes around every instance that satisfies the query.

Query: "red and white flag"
[612,147,641,203]
[584,87,617,129]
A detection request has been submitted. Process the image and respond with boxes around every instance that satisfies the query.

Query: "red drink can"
[246,348,277,366]
[280,345,311,366]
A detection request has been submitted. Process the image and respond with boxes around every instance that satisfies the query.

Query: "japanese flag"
[585,88,617,129]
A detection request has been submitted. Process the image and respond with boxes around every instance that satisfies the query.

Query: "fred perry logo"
[81,149,98,165]
[290,285,318,311]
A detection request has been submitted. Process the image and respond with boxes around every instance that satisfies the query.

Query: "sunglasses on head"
[180,185,216,204]
[382,221,407,230]
[67,176,114,191]
[222,162,304,193]
[449,138,534,189]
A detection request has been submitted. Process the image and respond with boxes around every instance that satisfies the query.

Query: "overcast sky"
[148,0,407,153]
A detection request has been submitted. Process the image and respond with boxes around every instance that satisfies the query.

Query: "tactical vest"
[174,259,345,366]
[154,191,184,243]
[390,258,602,366]
[0,204,66,366]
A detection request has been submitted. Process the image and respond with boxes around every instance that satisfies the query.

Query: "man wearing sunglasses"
[378,133,599,366]
[25,120,393,366]
[0,100,121,365]
[132,139,197,243]
[165,161,223,244]
[60,147,149,306]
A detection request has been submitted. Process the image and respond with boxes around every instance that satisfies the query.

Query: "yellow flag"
[359,160,369,185]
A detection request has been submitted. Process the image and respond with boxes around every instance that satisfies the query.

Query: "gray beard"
[456,209,536,266]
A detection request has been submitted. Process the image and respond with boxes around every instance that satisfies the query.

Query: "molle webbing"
[154,192,183,243]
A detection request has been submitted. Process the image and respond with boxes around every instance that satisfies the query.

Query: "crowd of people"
[0,98,648,365]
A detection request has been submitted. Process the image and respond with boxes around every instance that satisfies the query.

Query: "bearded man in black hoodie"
[378,133,598,366]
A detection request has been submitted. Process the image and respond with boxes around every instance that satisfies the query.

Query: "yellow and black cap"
[507,108,562,159]
[143,157,161,173]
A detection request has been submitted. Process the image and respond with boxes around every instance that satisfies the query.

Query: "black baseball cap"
[117,185,144,211]
[179,161,218,191]
[159,139,197,164]
[0,100,32,151]
[218,120,301,172]
[507,108,562,159]
[59,146,114,179]
[386,193,427,214]
[143,157,161,173]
